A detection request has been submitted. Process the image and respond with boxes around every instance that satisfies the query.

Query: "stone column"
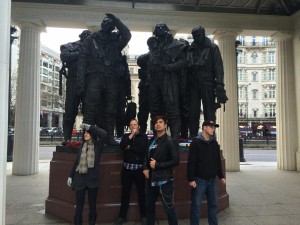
[58,113,63,128]
[47,113,52,127]
[293,14,300,171]
[0,1,11,222]
[214,30,240,172]
[271,31,298,170]
[12,22,44,175]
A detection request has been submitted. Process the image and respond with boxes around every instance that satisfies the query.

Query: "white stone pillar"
[47,113,52,127]
[271,31,298,170]
[0,1,11,223]
[293,13,300,171]
[12,22,44,175]
[58,113,63,128]
[214,30,240,172]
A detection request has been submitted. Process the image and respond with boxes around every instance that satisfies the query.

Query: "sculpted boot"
[180,116,189,139]
[104,120,119,146]
[168,118,181,145]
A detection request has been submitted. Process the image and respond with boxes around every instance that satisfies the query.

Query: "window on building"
[237,69,243,81]
[268,51,275,63]
[268,69,276,81]
[49,64,53,69]
[43,68,48,75]
[238,87,243,99]
[252,89,258,99]
[43,61,49,68]
[237,36,245,46]
[269,86,276,98]
[263,36,269,45]
[237,52,244,63]
[42,76,48,83]
[253,110,257,118]
[252,72,258,81]
[55,66,60,72]
[270,105,276,117]
[252,36,256,46]
[251,52,257,64]
[41,99,47,107]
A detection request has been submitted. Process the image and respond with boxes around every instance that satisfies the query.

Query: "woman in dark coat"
[67,123,107,225]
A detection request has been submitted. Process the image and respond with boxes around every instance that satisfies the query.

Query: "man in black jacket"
[143,116,179,225]
[187,120,226,225]
[115,119,148,225]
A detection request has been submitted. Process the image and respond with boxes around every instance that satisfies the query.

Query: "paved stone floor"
[5,161,300,225]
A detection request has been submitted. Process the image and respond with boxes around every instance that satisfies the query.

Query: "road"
[39,146,277,162]
[39,146,56,160]
[244,149,276,162]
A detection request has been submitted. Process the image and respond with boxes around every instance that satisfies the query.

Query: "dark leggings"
[75,187,98,219]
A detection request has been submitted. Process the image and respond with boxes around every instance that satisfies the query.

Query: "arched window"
[251,52,258,64]
[252,71,258,81]
[252,89,258,99]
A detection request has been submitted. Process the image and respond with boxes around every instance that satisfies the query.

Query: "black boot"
[74,216,82,225]
[104,120,119,146]
[168,118,181,145]
[180,116,189,139]
[89,213,97,225]
[63,121,74,144]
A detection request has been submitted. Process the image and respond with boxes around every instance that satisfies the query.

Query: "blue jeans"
[190,177,218,225]
[146,180,178,225]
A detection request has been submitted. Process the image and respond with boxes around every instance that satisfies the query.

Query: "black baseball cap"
[202,120,219,128]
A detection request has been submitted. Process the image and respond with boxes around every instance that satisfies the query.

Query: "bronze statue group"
[63,13,227,225]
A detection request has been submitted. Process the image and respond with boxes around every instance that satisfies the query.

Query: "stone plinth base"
[45,146,229,223]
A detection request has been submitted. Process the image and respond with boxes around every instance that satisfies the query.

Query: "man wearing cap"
[187,120,226,225]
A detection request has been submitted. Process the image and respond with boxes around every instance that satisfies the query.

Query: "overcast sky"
[40,27,152,55]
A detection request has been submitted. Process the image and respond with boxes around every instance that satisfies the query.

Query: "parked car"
[40,127,63,136]
[52,127,63,136]
[40,127,51,136]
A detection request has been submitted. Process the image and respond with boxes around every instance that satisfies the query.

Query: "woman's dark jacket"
[69,126,107,191]
[120,132,148,165]
[187,136,224,182]
[144,133,179,183]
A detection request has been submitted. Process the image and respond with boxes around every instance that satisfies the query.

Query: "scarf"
[76,141,95,174]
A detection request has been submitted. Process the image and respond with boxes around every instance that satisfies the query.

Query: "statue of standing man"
[148,23,187,144]
[187,26,228,138]
[60,30,92,145]
[77,13,132,145]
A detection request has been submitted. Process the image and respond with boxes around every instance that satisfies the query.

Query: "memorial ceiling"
[12,0,300,16]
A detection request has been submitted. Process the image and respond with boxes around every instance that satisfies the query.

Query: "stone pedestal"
[45,146,229,223]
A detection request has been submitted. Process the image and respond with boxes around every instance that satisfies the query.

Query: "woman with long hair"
[67,123,107,225]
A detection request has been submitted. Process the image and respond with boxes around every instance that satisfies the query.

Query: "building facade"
[237,36,277,136]
[39,45,65,128]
